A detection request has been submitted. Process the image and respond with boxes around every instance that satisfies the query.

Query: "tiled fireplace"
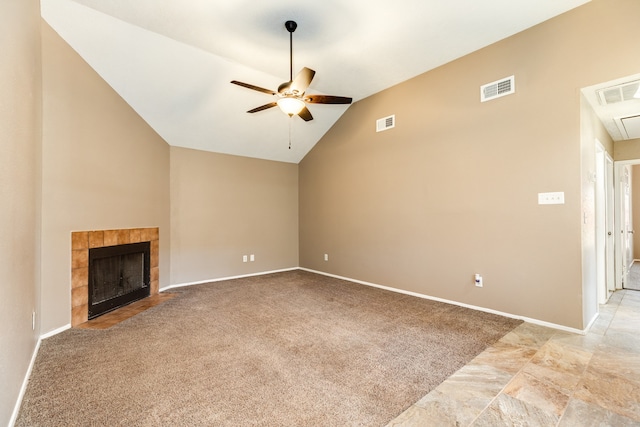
[71,227,159,327]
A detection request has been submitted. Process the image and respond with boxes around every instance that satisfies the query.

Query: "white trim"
[9,338,41,427]
[300,268,586,335]
[160,267,299,292]
[11,324,73,425]
[584,311,600,333]
[40,323,71,339]
[9,266,589,425]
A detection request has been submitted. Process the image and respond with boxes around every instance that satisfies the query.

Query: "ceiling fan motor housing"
[285,20,297,33]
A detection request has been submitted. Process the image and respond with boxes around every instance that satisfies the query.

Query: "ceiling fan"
[231,20,352,122]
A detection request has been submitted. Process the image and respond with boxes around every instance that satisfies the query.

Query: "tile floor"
[75,292,176,330]
[388,289,640,426]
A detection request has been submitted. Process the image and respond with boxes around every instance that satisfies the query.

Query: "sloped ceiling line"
[42,0,591,163]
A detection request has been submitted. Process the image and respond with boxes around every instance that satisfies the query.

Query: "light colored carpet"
[17,270,521,426]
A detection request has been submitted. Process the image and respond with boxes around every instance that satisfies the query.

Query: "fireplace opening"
[88,241,151,319]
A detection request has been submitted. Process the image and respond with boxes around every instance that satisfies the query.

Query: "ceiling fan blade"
[290,67,316,95]
[305,95,353,105]
[247,102,278,113]
[231,80,276,96]
[297,105,313,122]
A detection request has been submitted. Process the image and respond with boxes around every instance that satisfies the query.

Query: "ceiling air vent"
[597,81,640,105]
[480,75,515,102]
[376,115,395,132]
[616,115,640,140]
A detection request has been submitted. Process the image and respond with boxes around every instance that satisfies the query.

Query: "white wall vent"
[376,115,395,132]
[597,81,640,105]
[480,75,515,102]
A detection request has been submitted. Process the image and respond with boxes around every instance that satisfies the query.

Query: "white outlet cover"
[538,192,565,205]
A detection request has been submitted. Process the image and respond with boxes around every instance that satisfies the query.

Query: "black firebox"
[88,241,150,319]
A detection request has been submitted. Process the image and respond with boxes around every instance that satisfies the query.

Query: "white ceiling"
[582,74,640,141]
[41,0,591,163]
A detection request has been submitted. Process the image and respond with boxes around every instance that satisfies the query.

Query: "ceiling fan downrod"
[285,20,297,82]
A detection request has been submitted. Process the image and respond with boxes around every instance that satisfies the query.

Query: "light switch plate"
[538,192,565,205]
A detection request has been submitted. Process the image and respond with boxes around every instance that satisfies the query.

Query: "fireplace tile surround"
[71,227,159,327]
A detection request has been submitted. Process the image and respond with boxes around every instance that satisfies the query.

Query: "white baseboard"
[9,337,41,427]
[10,324,70,425]
[584,311,599,333]
[10,265,587,425]
[160,267,299,292]
[300,267,586,335]
[40,323,71,340]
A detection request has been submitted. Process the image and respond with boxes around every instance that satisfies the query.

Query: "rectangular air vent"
[376,115,395,132]
[480,75,515,102]
[597,81,640,105]
[619,115,640,139]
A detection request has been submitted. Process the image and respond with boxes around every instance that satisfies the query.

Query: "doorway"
[615,161,640,291]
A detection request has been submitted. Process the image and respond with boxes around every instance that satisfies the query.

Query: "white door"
[596,144,616,303]
[595,144,607,303]
[620,165,633,288]
[605,154,615,296]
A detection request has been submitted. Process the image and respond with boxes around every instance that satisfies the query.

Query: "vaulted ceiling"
[41,0,590,163]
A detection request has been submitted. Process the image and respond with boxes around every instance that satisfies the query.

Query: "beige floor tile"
[503,371,571,417]
[588,346,640,384]
[558,398,640,427]
[574,368,640,421]
[411,364,514,426]
[470,341,538,375]
[385,404,453,427]
[471,394,558,427]
[529,340,593,377]
[549,332,602,353]
[498,323,557,349]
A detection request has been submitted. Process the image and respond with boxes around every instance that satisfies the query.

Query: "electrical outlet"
[32,310,36,331]
[538,192,564,205]
[474,274,483,288]
[324,254,329,261]
[242,255,248,263]
[250,254,255,262]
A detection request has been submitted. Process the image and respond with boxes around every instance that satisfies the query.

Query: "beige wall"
[40,22,171,334]
[0,0,41,424]
[614,138,640,161]
[299,0,640,329]
[170,147,298,285]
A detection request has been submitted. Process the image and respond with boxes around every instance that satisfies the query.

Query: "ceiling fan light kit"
[277,97,305,116]
[231,20,352,122]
